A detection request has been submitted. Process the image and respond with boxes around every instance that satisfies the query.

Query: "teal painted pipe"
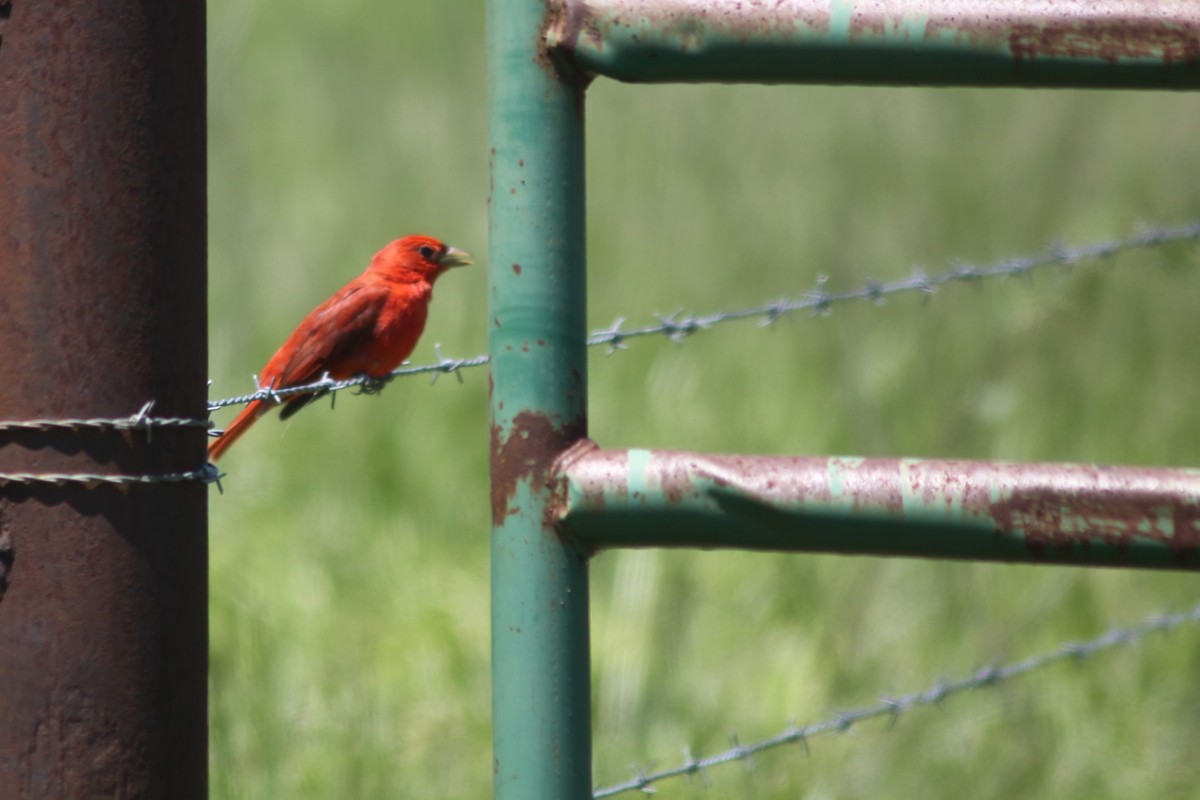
[488,0,592,797]
[546,0,1200,87]
[557,445,1200,569]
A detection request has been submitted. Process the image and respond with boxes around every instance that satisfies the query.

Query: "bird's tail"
[208,399,269,462]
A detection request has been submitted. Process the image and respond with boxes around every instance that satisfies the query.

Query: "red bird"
[208,235,473,461]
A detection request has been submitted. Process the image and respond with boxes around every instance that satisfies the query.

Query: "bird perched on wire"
[208,235,473,461]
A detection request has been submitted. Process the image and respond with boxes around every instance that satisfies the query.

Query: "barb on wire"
[0,401,211,434]
[0,403,221,491]
[207,222,1200,412]
[592,601,1200,798]
[0,463,223,491]
[586,221,1200,351]
[206,353,492,411]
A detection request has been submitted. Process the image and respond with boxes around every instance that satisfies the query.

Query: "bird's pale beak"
[440,246,474,269]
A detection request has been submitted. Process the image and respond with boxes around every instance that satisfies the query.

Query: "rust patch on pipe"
[539,0,597,88]
[1172,503,1200,552]
[1006,20,1200,65]
[918,8,1200,66]
[490,410,586,528]
[901,460,1200,556]
[904,460,1001,518]
[989,479,1200,556]
[831,457,903,514]
[660,453,841,508]
[657,455,698,506]
[545,0,604,55]
[549,0,830,58]
[553,439,614,511]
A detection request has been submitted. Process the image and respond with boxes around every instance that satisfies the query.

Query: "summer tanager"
[208,234,473,461]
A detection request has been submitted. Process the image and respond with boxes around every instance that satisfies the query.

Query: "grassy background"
[207,2,1200,798]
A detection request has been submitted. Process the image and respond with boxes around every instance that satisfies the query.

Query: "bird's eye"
[418,245,438,260]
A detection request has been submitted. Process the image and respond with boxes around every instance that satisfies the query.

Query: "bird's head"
[371,235,474,283]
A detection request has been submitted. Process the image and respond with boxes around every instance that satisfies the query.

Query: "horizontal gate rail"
[557,444,1200,568]
[546,0,1200,87]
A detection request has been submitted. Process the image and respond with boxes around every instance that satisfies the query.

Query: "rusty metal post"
[0,3,208,798]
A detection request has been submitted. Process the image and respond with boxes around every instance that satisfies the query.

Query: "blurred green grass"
[207,2,1200,798]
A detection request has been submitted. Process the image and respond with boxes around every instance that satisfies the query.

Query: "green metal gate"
[486,2,1200,797]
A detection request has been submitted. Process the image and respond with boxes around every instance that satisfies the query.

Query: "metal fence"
[6,3,1198,796]
[486,2,1200,798]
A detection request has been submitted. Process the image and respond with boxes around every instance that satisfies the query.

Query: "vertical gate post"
[0,3,208,798]
[488,0,591,797]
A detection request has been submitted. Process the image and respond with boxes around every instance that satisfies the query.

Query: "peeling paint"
[490,410,586,528]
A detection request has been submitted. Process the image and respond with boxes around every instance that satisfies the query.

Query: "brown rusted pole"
[0,3,208,798]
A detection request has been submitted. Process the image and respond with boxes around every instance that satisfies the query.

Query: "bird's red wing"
[265,281,392,391]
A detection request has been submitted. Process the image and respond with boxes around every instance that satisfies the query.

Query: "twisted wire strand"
[592,602,1200,797]
[0,401,210,434]
[206,221,1200,411]
[0,464,221,490]
[0,402,220,490]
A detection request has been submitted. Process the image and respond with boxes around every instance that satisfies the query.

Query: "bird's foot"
[354,374,389,396]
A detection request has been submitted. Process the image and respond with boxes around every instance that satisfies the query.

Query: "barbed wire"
[4,225,1194,477]
[0,464,222,491]
[591,600,1200,797]
[0,401,211,436]
[0,402,221,490]
[207,222,1200,411]
[587,220,1200,353]
[207,347,490,412]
